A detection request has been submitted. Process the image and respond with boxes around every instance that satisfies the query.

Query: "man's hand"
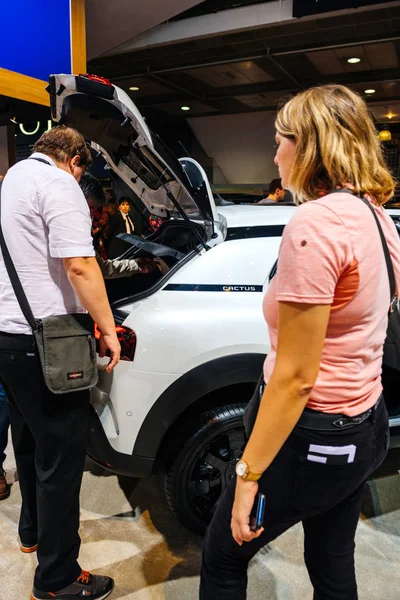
[231,478,263,546]
[98,332,121,372]
[136,257,156,274]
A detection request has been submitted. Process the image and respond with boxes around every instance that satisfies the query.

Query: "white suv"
[50,74,400,534]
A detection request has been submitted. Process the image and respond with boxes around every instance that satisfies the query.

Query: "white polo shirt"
[0,152,95,334]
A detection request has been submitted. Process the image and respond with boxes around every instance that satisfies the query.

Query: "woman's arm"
[231,301,331,545]
[243,301,330,472]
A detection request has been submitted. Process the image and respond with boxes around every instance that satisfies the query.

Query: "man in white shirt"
[0,126,119,600]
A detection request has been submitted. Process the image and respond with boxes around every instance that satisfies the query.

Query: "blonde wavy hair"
[275,84,395,205]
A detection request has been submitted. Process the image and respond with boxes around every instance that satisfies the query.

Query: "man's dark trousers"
[0,383,9,467]
[0,331,90,592]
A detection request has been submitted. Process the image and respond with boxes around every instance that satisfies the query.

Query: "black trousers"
[0,332,90,592]
[200,397,389,600]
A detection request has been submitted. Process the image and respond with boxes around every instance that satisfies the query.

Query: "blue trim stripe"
[226,225,285,241]
[164,284,263,292]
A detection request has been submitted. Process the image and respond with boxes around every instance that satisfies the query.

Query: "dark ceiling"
[88,2,400,123]
[0,96,50,127]
[171,0,271,21]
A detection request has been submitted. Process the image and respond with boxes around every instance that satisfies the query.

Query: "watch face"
[236,461,247,477]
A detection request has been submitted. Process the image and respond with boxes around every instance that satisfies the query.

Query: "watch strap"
[246,471,262,482]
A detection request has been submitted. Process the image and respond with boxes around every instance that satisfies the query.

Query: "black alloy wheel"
[163,403,246,535]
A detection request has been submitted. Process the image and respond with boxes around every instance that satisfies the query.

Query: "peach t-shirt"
[263,192,400,416]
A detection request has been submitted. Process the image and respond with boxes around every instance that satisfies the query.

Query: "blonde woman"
[200,85,400,599]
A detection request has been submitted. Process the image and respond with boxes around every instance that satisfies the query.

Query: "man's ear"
[70,155,81,169]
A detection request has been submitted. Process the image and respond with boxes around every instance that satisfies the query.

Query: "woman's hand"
[231,478,264,546]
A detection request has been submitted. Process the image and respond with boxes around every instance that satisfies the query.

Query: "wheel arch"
[132,353,265,466]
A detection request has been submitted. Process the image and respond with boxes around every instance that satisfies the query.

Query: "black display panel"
[293,0,390,18]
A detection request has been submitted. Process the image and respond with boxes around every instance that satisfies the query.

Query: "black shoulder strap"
[359,197,396,301]
[29,157,52,166]
[0,179,37,330]
[326,187,396,301]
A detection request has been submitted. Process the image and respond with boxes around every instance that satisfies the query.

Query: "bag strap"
[0,179,37,330]
[359,197,396,301]
[29,157,52,166]
[326,188,396,301]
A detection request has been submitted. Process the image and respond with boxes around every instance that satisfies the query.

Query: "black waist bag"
[383,304,400,371]
[0,178,98,395]
[243,372,265,438]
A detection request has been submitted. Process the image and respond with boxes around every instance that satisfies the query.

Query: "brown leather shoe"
[20,542,38,553]
[0,468,10,500]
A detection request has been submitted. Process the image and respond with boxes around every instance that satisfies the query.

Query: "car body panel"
[90,203,400,464]
[93,230,282,456]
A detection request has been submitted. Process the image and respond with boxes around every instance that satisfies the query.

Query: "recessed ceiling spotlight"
[181,106,191,111]
[129,86,140,91]
[364,89,376,94]
[347,57,361,64]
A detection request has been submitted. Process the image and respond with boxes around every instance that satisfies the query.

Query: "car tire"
[163,403,247,535]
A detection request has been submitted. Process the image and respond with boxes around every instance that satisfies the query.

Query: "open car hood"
[48,74,218,225]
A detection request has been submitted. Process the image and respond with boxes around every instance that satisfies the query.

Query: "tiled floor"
[1,438,400,599]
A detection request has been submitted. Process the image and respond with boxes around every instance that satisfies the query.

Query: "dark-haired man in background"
[258,178,286,205]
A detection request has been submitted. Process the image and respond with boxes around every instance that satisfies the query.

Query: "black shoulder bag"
[244,189,400,437]
[0,175,98,394]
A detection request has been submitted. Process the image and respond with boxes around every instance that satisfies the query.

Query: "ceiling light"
[378,128,391,142]
[129,86,140,91]
[181,106,191,111]
[347,57,361,64]
[364,89,376,94]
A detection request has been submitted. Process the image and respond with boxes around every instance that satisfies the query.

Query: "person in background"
[148,213,165,232]
[0,383,10,500]
[200,84,399,599]
[257,178,286,204]
[79,173,154,278]
[0,125,119,600]
[83,174,108,259]
[106,197,137,258]
[0,174,10,502]
[100,200,119,257]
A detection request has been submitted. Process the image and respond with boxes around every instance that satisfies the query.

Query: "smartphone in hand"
[250,493,266,532]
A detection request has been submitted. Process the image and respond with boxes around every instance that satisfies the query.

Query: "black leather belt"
[297,395,382,432]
